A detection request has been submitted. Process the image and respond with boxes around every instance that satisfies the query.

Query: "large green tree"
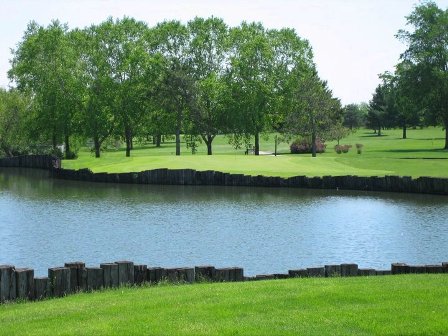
[397,1,448,148]
[151,20,191,156]
[283,72,342,157]
[0,89,30,157]
[9,20,83,158]
[187,17,230,155]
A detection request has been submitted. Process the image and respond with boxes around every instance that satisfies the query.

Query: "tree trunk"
[254,132,260,156]
[176,110,181,156]
[311,132,317,157]
[52,133,57,150]
[206,139,212,155]
[175,129,181,156]
[156,134,161,147]
[377,123,382,136]
[445,120,448,150]
[94,136,101,158]
[64,134,70,159]
[125,128,131,157]
[402,123,407,139]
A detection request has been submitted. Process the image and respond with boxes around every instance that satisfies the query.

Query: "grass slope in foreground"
[1,275,448,335]
[62,128,448,178]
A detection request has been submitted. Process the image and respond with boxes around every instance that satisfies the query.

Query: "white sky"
[1,0,447,105]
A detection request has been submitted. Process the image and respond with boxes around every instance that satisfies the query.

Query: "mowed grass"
[1,275,448,335]
[62,127,448,178]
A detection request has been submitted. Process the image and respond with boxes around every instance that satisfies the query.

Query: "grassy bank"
[62,127,448,178]
[1,275,447,335]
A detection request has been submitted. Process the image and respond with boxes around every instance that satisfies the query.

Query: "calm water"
[0,168,447,276]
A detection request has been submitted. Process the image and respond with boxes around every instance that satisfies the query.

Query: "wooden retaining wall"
[0,155,60,170]
[50,168,448,195]
[1,261,447,303]
[1,155,447,194]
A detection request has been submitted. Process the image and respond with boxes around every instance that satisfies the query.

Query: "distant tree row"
[2,17,343,159]
[367,1,448,148]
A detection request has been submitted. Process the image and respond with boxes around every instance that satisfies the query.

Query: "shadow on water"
[0,167,446,206]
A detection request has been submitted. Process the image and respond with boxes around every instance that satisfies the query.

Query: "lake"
[0,167,447,276]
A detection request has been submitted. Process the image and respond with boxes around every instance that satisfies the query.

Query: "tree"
[227,22,275,155]
[397,2,448,148]
[187,17,230,155]
[367,85,388,136]
[283,72,342,157]
[151,20,191,156]
[9,20,83,158]
[0,89,30,157]
[343,103,366,130]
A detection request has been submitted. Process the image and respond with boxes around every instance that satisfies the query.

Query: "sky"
[1,0,447,105]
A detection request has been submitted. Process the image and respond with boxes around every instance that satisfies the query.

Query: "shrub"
[334,144,352,154]
[356,143,364,154]
[290,137,326,154]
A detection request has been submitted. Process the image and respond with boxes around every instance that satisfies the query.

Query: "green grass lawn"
[62,127,448,178]
[1,275,447,335]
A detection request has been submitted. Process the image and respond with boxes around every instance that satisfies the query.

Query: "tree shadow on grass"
[359,133,389,138]
[384,148,447,153]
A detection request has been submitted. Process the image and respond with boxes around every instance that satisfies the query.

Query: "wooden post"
[425,265,445,273]
[195,266,215,282]
[340,264,358,277]
[146,267,166,283]
[288,269,308,278]
[100,263,119,288]
[391,263,410,275]
[115,261,134,286]
[179,268,195,283]
[0,265,16,302]
[307,267,325,277]
[15,268,34,300]
[232,267,244,282]
[64,262,86,293]
[48,267,70,297]
[325,265,341,277]
[34,277,50,300]
[134,265,148,285]
[86,267,104,291]
[409,265,426,274]
[358,268,376,276]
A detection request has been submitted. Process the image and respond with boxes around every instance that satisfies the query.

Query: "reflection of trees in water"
[0,167,446,207]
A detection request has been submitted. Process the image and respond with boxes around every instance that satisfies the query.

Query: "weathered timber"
[134,265,148,285]
[48,267,70,297]
[307,267,325,277]
[64,262,86,292]
[391,263,410,275]
[358,268,376,276]
[15,268,34,300]
[288,269,308,278]
[425,265,445,274]
[100,263,119,288]
[408,265,426,274]
[115,261,134,286]
[0,265,16,302]
[195,266,216,282]
[34,277,50,300]
[325,265,341,277]
[340,264,358,277]
[86,267,104,291]
[375,270,391,276]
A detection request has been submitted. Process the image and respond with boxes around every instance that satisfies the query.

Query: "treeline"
[367,1,448,147]
[1,17,344,159]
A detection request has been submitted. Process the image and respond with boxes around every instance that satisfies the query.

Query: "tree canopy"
[6,16,341,158]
